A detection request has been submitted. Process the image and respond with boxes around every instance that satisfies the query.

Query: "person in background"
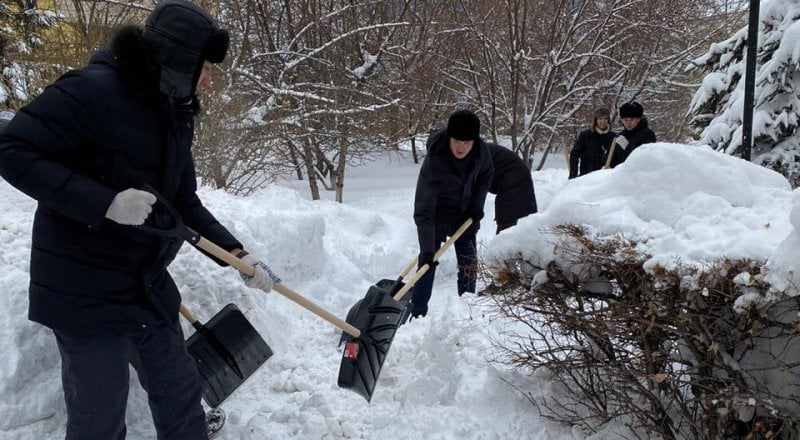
[569,107,614,178]
[488,143,537,234]
[409,109,494,319]
[0,1,276,438]
[476,143,537,296]
[605,101,657,168]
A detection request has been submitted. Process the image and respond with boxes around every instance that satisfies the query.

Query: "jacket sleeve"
[414,158,440,255]
[0,74,117,228]
[644,129,657,144]
[173,151,243,266]
[569,131,585,178]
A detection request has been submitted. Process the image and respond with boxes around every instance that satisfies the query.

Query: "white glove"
[239,253,281,292]
[105,188,157,225]
[615,135,629,150]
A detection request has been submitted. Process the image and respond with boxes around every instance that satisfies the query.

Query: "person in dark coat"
[474,144,537,296]
[409,110,494,319]
[606,101,657,168]
[0,1,277,438]
[569,107,614,178]
[487,143,537,234]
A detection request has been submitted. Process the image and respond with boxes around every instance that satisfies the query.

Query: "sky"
[1,140,799,439]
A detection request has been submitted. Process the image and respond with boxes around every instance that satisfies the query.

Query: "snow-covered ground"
[0,148,595,439]
[1,141,799,439]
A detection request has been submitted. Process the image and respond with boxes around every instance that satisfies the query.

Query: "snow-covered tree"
[0,1,61,110]
[411,0,743,169]
[194,0,409,200]
[688,0,800,186]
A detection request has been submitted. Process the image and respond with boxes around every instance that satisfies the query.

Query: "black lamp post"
[741,0,760,161]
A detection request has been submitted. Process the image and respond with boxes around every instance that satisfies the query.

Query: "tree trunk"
[335,134,347,203]
[303,139,320,200]
[289,142,303,180]
[210,157,227,189]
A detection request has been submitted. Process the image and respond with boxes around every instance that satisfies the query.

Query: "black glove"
[418,252,438,269]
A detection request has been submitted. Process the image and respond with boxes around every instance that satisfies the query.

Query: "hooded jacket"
[0,25,240,334]
[569,121,614,177]
[414,128,494,255]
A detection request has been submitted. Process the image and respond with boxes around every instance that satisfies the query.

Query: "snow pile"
[487,143,798,294]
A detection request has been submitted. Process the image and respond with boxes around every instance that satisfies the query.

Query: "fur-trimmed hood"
[102,25,162,97]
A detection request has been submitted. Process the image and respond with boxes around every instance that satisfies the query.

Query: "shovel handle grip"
[393,218,473,302]
[193,237,362,338]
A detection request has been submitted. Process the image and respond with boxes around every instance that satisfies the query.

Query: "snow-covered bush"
[483,225,800,439]
[482,143,800,438]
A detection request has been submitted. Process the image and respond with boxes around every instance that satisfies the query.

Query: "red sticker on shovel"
[344,341,360,359]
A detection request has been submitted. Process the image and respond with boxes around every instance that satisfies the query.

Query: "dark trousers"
[54,322,207,440]
[411,229,477,316]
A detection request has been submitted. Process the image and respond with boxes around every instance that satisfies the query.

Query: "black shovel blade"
[186,304,273,408]
[339,278,405,346]
[337,283,406,402]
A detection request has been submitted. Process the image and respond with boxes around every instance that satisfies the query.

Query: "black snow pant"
[410,224,478,317]
[54,321,207,440]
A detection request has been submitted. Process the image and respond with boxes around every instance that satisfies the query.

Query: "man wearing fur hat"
[569,107,614,178]
[0,1,277,438]
[409,109,494,319]
[605,101,657,168]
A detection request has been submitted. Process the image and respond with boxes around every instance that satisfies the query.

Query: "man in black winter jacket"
[569,107,614,178]
[606,101,658,168]
[410,110,494,318]
[0,1,277,438]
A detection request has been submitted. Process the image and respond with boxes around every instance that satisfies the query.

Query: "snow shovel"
[337,218,474,402]
[135,187,363,346]
[337,257,417,346]
[180,303,273,408]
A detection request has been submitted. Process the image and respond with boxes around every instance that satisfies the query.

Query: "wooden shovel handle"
[179,304,199,325]
[400,258,417,279]
[603,138,617,169]
[398,217,471,281]
[393,218,474,302]
[193,237,362,338]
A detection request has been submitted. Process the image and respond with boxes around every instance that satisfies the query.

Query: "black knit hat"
[447,110,481,141]
[619,101,644,119]
[142,0,229,99]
